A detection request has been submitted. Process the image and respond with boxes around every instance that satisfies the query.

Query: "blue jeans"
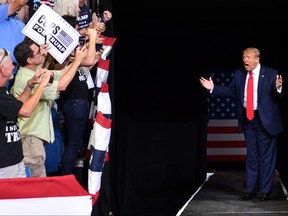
[60,99,90,175]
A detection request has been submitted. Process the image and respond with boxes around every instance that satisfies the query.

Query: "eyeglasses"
[0,48,8,66]
[32,48,41,57]
[0,48,17,67]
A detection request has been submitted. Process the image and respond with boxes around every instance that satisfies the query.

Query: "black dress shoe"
[239,193,253,201]
[260,193,270,201]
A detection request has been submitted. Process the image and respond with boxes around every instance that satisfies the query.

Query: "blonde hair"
[0,48,10,59]
[53,0,79,17]
[0,49,6,61]
[243,47,260,59]
[0,0,6,5]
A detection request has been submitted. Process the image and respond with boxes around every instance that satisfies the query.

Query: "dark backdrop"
[109,0,288,215]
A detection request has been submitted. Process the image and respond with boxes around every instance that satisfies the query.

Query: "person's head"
[62,15,86,40]
[62,15,77,28]
[242,47,260,72]
[14,37,45,68]
[78,0,85,8]
[54,0,79,17]
[0,48,16,86]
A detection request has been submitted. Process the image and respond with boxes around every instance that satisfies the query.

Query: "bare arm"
[17,69,49,102]
[18,71,53,117]
[7,0,28,16]
[89,48,103,69]
[92,13,106,33]
[80,28,97,67]
[57,46,88,91]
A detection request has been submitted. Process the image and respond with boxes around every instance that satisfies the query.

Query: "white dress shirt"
[244,64,260,110]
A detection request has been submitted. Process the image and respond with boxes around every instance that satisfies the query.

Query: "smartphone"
[96,43,103,51]
[49,75,54,84]
[79,36,86,47]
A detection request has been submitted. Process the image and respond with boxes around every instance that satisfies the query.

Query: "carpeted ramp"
[178,170,288,216]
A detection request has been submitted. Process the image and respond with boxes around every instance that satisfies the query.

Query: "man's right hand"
[39,71,54,87]
[199,76,214,91]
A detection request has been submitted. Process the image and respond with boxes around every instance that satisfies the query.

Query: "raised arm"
[57,46,88,91]
[7,0,28,16]
[18,70,53,117]
[80,28,97,67]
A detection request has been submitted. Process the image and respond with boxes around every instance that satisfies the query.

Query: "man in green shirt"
[11,38,87,177]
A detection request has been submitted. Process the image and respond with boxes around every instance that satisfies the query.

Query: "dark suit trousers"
[243,111,277,194]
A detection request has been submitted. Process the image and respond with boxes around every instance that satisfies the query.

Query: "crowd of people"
[0,0,112,179]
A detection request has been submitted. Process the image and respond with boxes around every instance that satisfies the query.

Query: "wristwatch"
[27,80,35,89]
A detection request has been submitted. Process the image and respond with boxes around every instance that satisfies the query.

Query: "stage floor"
[178,170,288,216]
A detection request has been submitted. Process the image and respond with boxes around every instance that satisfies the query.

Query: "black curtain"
[88,0,115,215]
[110,1,208,215]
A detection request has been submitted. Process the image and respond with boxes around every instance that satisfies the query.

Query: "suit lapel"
[240,70,246,106]
[257,66,265,100]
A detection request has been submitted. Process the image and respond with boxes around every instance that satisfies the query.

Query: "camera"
[49,75,54,84]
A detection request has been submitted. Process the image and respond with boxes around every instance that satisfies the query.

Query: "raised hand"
[276,75,283,91]
[74,46,88,63]
[199,76,214,91]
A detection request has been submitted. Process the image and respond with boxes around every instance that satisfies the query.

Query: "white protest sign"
[22,4,80,64]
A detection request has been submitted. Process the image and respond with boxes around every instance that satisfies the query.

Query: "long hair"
[53,0,79,17]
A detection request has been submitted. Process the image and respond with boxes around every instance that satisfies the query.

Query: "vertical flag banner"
[95,58,111,90]
[99,35,117,60]
[206,69,246,161]
[94,58,111,113]
[88,110,112,205]
[87,36,116,205]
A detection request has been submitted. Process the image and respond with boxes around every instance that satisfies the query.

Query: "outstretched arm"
[57,46,88,91]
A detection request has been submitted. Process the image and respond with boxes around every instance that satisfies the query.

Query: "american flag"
[57,30,74,47]
[99,35,117,60]
[40,0,55,7]
[207,69,246,161]
[87,36,116,205]
[0,175,92,215]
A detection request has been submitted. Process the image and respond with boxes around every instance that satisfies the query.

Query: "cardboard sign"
[22,4,80,64]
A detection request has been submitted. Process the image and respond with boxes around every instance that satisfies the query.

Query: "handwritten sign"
[22,4,80,64]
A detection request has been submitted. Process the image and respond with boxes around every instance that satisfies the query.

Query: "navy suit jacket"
[212,65,283,136]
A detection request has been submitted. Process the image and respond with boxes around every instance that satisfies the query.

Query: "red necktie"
[246,71,254,120]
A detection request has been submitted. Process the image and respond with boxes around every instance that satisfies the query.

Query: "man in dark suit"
[199,47,283,201]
